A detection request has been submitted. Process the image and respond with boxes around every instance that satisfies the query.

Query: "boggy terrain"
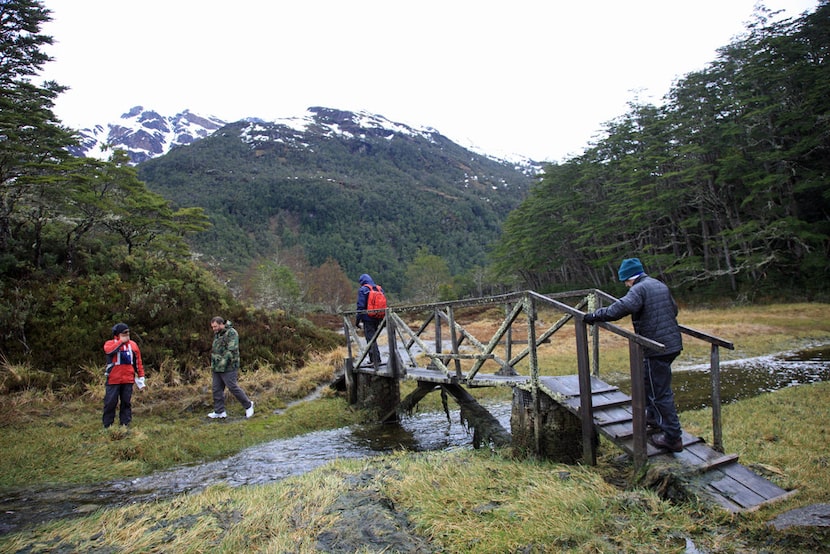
[0,303,829,552]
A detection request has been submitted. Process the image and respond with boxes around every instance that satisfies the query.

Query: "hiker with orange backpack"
[356,273,386,368]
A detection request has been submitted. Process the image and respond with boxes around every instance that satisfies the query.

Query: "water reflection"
[673,345,830,411]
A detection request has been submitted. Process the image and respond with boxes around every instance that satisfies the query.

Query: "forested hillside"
[137,110,535,296]
[0,1,339,383]
[493,3,830,300]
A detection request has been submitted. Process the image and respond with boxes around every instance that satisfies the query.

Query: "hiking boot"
[650,432,683,452]
[646,417,660,433]
[207,411,227,419]
[245,402,254,419]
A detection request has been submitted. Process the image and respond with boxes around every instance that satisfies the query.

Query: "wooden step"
[694,454,740,473]
[565,391,631,411]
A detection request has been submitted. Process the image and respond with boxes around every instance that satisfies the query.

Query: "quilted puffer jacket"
[592,274,682,358]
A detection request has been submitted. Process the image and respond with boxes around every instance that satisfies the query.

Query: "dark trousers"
[644,352,682,441]
[103,383,133,427]
[212,370,252,414]
[362,318,382,366]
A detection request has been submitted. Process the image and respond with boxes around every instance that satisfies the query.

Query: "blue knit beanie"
[618,258,645,281]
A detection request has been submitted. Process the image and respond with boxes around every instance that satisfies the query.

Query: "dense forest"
[492,2,830,300]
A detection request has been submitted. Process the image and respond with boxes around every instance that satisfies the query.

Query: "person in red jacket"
[102,322,145,428]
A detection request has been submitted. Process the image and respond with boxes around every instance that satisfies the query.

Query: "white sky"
[39,0,818,162]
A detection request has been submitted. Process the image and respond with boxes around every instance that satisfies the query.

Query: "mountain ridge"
[72,105,541,170]
[70,106,228,164]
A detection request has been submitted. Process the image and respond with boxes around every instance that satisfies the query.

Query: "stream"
[1,345,828,536]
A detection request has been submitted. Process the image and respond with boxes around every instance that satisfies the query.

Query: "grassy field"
[1,303,829,552]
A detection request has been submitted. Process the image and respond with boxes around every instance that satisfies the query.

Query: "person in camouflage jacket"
[208,317,254,419]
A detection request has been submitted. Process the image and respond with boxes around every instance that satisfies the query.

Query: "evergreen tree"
[0,0,77,255]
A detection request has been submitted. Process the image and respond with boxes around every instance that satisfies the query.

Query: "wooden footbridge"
[340,289,796,512]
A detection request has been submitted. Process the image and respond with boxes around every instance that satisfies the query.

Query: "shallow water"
[0,406,511,535]
[1,345,827,535]
[671,344,830,411]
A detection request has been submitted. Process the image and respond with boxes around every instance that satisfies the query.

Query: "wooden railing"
[342,289,734,469]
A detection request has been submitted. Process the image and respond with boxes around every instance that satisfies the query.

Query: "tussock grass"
[0,354,57,394]
[4,383,828,552]
[384,451,700,553]
[0,349,365,487]
[0,303,829,552]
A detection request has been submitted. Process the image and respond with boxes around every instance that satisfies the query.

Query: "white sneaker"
[245,402,254,418]
[207,411,227,419]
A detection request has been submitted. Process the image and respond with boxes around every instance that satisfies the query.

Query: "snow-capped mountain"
[70,106,228,164]
[69,106,541,173]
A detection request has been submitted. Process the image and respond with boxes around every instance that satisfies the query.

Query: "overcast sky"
[39,0,818,162]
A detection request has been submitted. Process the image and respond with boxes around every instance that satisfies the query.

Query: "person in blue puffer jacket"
[583,258,684,452]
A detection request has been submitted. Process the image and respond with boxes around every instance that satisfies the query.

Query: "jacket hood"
[358,273,375,286]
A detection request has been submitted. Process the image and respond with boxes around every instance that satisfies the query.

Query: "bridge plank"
[593,406,633,426]
[701,488,746,512]
[695,454,740,473]
[599,422,637,442]
[564,391,630,411]
[708,476,767,509]
[650,437,791,511]
[539,375,618,396]
[467,374,529,387]
[615,436,666,457]
[679,441,737,466]
[715,463,790,501]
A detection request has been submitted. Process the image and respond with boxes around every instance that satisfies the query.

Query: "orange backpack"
[365,284,387,318]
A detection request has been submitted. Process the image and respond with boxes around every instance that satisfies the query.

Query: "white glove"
[135,377,146,390]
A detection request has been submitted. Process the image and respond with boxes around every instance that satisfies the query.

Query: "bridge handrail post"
[434,308,442,356]
[344,315,371,372]
[447,305,462,379]
[386,314,400,378]
[629,340,647,470]
[522,294,542,455]
[575,317,597,465]
[343,316,357,404]
[588,291,600,377]
[711,344,724,453]
[505,302,513,362]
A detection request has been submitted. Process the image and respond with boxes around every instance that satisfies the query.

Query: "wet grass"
[0,350,368,488]
[2,381,828,552]
[0,303,829,552]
